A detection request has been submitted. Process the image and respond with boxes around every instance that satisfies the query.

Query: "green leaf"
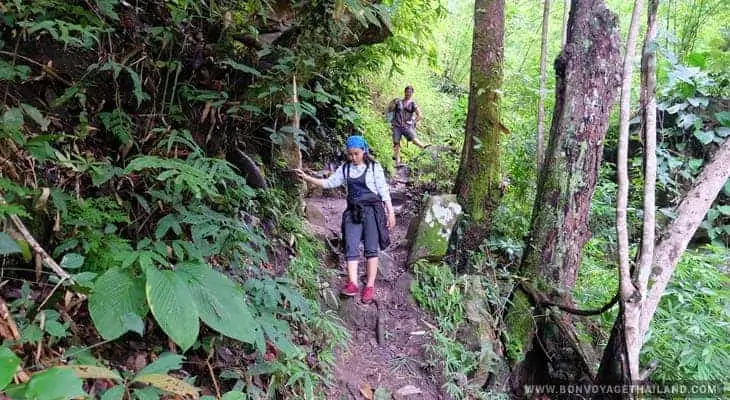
[133,387,162,400]
[686,97,709,108]
[44,319,68,338]
[89,268,148,340]
[0,61,31,81]
[717,205,730,216]
[60,253,85,269]
[63,346,100,366]
[221,59,261,77]
[145,268,199,351]
[21,324,43,344]
[686,52,707,68]
[0,232,22,256]
[155,214,182,239]
[20,103,50,131]
[374,387,391,400]
[136,353,183,377]
[715,111,730,128]
[3,107,24,130]
[71,271,97,288]
[177,263,257,344]
[97,0,120,21]
[0,347,21,390]
[25,367,85,400]
[125,67,150,108]
[221,391,246,400]
[693,130,715,145]
[2,382,28,398]
[100,385,125,400]
[121,312,145,336]
[724,180,730,197]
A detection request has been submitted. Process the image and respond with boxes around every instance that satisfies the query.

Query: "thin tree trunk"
[537,0,551,172]
[615,0,645,382]
[597,0,654,385]
[640,138,730,335]
[452,0,504,260]
[636,0,659,326]
[510,0,621,390]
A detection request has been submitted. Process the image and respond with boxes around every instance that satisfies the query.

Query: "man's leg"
[412,137,431,148]
[407,127,430,148]
[392,127,402,164]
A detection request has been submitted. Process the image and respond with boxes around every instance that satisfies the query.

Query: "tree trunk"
[598,138,730,386]
[453,0,504,248]
[615,0,646,382]
[561,0,570,47]
[510,0,621,390]
[597,0,655,385]
[537,0,551,172]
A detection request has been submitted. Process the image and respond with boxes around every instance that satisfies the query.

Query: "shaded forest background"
[0,0,728,398]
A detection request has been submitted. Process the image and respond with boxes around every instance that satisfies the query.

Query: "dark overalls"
[341,164,389,261]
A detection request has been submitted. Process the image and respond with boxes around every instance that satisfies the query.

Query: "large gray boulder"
[406,194,463,265]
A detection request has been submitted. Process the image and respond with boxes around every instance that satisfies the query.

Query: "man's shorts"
[392,125,417,143]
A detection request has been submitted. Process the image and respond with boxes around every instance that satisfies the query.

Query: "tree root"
[518,280,618,316]
[374,300,385,345]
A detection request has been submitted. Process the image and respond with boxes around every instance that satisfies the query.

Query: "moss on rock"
[407,195,463,265]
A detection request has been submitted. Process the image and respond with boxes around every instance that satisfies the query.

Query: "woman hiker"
[294,135,395,304]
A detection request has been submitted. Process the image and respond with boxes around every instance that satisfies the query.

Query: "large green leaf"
[135,353,183,377]
[25,367,85,400]
[0,347,21,390]
[694,129,715,145]
[100,385,125,400]
[89,268,148,340]
[146,268,199,351]
[715,111,730,128]
[0,232,21,256]
[177,263,257,344]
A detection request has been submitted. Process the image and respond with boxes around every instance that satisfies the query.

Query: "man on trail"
[387,85,430,165]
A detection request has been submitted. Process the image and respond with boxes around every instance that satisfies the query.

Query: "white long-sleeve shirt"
[322,162,391,205]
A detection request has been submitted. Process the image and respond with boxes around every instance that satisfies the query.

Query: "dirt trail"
[305,167,444,399]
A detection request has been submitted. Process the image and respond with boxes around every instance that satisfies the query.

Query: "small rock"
[305,203,326,227]
[377,251,395,281]
[395,385,422,397]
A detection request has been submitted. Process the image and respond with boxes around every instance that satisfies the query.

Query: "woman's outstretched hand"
[386,211,396,230]
[293,168,307,181]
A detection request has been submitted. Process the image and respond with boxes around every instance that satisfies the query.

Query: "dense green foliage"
[0,0,728,397]
[403,0,730,397]
[0,0,442,397]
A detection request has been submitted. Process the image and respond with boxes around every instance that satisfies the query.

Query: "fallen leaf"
[360,382,374,399]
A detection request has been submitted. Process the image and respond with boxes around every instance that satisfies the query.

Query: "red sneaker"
[341,281,359,297]
[361,286,375,304]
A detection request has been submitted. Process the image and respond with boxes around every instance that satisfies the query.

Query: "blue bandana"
[346,135,369,153]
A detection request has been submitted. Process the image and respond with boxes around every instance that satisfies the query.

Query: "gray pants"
[343,207,379,261]
[392,125,416,143]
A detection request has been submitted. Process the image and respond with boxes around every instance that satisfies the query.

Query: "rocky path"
[304,167,444,399]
